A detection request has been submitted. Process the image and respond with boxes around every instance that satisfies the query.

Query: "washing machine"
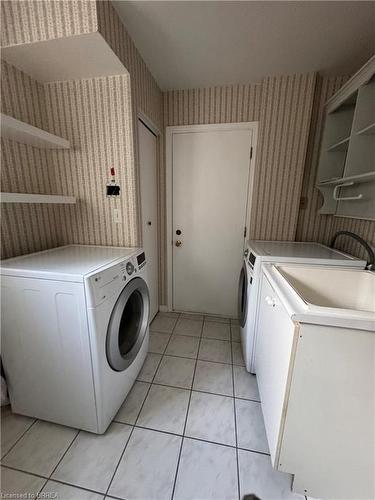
[1,245,150,433]
[238,240,366,374]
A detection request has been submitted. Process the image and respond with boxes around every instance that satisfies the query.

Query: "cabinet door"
[255,274,298,465]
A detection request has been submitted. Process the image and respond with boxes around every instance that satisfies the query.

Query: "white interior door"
[138,119,158,320]
[172,125,253,317]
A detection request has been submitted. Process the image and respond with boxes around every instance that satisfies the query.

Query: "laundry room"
[0,1,374,499]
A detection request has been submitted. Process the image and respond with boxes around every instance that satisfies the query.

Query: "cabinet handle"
[265,296,276,307]
[333,182,363,201]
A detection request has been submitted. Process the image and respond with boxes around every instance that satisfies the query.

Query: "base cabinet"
[254,272,298,464]
[256,274,375,499]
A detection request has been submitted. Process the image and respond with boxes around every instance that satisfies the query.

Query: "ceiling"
[113,1,375,91]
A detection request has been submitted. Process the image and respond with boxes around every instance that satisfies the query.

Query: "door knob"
[147,221,152,226]
[175,240,182,247]
[265,296,276,307]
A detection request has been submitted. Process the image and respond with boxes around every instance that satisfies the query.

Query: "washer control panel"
[136,251,146,270]
[126,261,135,275]
[87,252,147,307]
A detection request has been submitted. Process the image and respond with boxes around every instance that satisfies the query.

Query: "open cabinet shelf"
[1,193,76,204]
[316,56,375,219]
[356,122,375,136]
[326,136,350,152]
[1,113,70,149]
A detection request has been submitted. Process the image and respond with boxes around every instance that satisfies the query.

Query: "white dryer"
[1,245,150,433]
[238,240,366,374]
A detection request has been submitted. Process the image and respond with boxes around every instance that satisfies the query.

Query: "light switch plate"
[113,208,122,224]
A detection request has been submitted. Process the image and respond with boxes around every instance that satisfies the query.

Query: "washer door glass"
[238,262,248,328]
[107,277,150,372]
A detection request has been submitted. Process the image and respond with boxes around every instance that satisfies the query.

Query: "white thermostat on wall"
[107,167,120,197]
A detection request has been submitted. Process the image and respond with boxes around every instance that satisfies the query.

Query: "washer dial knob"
[126,262,135,275]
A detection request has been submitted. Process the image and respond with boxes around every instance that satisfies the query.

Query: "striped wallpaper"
[44,74,138,248]
[1,61,62,258]
[163,73,317,242]
[1,0,373,289]
[97,1,163,133]
[296,75,375,260]
[250,73,317,241]
[1,1,165,271]
[96,0,165,295]
[163,74,374,265]
[296,75,349,244]
[1,0,97,47]
[164,85,262,125]
[330,218,375,261]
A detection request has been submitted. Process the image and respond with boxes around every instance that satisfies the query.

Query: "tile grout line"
[103,313,181,498]
[143,381,233,399]
[103,423,134,499]
[151,311,187,499]
[48,428,81,480]
[148,351,240,366]
[35,467,112,497]
[5,314,178,497]
[170,314,205,500]
[3,440,269,493]
[110,421,271,457]
[150,312,181,356]
[231,331,242,500]
[1,420,51,497]
[137,379,261,404]
[163,332,200,359]
[0,417,38,462]
[37,478,50,498]
[0,431,272,483]
[149,329,174,335]
[47,475,111,497]
[2,313,177,497]
[2,315,263,499]
[2,314,266,499]
[0,463,50,497]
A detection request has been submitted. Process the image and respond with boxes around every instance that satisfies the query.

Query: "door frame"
[137,110,161,316]
[165,121,258,311]
[137,109,161,245]
[138,110,161,137]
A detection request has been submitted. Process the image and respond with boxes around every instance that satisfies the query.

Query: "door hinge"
[250,146,253,160]
[244,226,247,238]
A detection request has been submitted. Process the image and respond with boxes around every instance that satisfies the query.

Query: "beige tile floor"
[1,312,306,500]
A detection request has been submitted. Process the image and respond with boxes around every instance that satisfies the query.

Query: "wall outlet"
[113,208,122,224]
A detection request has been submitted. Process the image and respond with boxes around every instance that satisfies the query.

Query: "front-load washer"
[238,240,366,374]
[1,245,150,433]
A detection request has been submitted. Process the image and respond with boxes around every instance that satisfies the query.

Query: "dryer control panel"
[86,252,146,308]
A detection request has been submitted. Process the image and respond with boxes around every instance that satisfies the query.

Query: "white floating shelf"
[356,122,375,136]
[326,136,350,152]
[1,193,76,204]
[1,113,70,149]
